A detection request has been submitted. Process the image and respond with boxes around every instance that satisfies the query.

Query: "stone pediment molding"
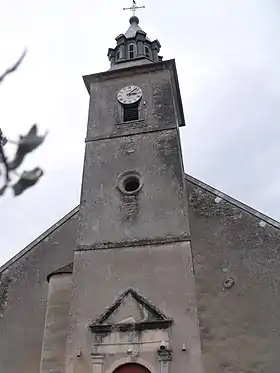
[89,288,172,333]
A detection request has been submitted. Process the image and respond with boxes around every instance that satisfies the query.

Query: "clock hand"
[127,87,138,96]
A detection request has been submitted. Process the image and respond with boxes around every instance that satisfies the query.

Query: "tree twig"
[0,129,10,184]
[0,50,27,85]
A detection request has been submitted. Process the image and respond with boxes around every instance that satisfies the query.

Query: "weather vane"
[123,0,145,17]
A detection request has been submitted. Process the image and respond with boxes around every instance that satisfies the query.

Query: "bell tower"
[66,5,204,373]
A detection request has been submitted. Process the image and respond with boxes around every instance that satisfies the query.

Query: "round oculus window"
[117,170,143,195]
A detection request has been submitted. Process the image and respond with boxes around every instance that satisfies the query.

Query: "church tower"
[66,6,204,373]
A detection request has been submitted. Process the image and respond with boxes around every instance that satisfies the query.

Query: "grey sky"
[0,0,279,265]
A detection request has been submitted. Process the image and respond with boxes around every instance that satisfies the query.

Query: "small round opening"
[117,170,143,195]
[123,176,140,193]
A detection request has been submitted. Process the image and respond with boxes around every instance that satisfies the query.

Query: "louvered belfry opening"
[123,102,139,122]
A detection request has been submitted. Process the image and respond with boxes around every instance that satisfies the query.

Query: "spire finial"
[123,0,145,17]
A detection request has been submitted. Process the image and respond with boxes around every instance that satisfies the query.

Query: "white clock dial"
[117,85,143,105]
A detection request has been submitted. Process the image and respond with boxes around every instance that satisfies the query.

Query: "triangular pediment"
[89,288,172,333]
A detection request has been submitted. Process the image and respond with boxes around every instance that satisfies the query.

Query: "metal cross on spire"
[123,0,145,17]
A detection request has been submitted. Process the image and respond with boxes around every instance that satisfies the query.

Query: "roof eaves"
[2,174,279,275]
[47,262,74,282]
[0,206,79,274]
[185,174,280,230]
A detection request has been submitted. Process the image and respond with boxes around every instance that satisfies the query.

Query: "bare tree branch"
[12,167,43,196]
[8,124,47,170]
[0,50,27,85]
[0,49,47,198]
[0,130,10,185]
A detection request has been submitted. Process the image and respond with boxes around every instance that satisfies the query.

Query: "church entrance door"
[113,363,151,373]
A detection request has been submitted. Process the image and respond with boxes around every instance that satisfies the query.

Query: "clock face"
[117,85,143,105]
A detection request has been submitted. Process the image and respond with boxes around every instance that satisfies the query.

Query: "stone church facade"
[1,14,280,373]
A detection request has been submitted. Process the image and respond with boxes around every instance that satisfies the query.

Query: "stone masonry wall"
[186,179,280,373]
[0,209,78,373]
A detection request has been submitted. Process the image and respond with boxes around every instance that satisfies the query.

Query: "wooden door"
[113,363,151,373]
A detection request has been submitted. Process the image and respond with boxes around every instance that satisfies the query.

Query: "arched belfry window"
[113,363,151,373]
[128,43,135,59]
[116,49,120,61]
[145,45,150,59]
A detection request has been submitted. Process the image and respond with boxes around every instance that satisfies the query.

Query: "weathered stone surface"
[65,241,203,373]
[78,129,189,247]
[73,56,201,373]
[1,176,280,373]
[83,60,185,142]
[187,178,280,373]
[0,208,78,373]
[40,273,72,373]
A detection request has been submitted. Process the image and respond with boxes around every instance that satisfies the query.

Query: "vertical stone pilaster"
[39,273,72,373]
[157,348,172,373]
[135,30,146,57]
[91,354,104,373]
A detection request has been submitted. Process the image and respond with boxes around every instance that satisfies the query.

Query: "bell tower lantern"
[108,4,162,70]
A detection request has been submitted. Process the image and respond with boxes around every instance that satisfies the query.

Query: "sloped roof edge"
[47,262,74,282]
[1,174,280,274]
[186,174,280,230]
[0,206,79,274]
